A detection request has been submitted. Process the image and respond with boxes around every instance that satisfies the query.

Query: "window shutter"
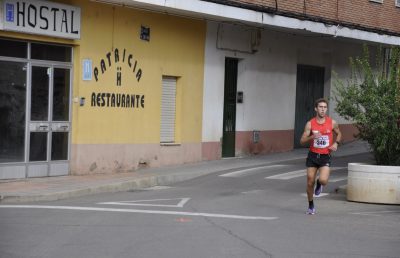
[160,76,177,143]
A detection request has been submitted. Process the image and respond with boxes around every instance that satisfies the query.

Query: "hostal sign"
[0,0,80,39]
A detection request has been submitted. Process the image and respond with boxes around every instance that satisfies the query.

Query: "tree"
[334,46,400,166]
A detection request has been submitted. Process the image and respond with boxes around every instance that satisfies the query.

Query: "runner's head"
[314,98,328,118]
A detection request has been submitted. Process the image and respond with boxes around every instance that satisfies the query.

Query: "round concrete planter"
[347,163,400,204]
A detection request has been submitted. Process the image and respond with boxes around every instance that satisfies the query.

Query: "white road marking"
[97,198,190,208]
[329,176,347,182]
[219,165,288,178]
[241,190,265,194]
[0,205,278,221]
[265,167,346,180]
[350,210,400,216]
[142,186,173,190]
[266,169,305,180]
[301,193,329,198]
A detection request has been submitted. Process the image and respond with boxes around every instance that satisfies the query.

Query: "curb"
[0,171,207,204]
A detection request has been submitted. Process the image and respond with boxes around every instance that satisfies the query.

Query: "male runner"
[300,98,342,215]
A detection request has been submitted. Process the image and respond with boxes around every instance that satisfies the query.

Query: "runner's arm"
[300,121,313,146]
[329,120,342,151]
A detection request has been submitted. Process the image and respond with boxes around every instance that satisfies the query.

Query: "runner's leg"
[317,166,330,186]
[307,167,318,202]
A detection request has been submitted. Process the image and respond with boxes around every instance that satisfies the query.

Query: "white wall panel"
[202,23,225,142]
[235,32,297,131]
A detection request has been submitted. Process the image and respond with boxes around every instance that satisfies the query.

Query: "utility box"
[237,91,243,103]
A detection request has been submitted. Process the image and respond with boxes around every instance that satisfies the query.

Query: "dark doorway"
[294,65,325,148]
[222,58,238,157]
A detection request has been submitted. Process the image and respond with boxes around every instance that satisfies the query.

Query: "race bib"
[313,135,329,148]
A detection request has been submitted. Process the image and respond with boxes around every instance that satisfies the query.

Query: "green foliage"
[334,45,400,166]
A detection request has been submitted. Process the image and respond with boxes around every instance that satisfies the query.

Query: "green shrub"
[334,46,400,166]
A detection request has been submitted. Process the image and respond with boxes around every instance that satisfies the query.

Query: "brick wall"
[204,0,400,35]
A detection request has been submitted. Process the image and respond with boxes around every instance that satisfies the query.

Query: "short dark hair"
[314,98,328,108]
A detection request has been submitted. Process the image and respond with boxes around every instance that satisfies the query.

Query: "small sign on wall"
[140,25,150,41]
[6,3,14,22]
[82,59,92,81]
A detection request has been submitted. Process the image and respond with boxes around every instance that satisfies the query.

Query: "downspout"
[336,0,339,21]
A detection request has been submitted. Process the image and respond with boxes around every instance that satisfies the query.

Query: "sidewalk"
[0,141,371,203]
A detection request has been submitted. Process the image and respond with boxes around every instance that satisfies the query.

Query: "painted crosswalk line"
[219,164,289,178]
[350,210,400,216]
[328,176,348,182]
[0,205,278,221]
[265,169,305,180]
[98,198,190,208]
[142,186,173,190]
[265,167,346,180]
[301,193,329,198]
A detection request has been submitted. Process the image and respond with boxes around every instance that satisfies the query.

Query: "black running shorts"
[306,151,331,168]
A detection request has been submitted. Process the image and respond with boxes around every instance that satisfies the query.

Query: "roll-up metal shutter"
[160,76,177,143]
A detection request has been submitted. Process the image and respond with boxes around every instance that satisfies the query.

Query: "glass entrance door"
[0,61,27,179]
[28,66,71,177]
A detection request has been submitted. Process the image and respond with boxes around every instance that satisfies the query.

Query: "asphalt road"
[1,153,399,258]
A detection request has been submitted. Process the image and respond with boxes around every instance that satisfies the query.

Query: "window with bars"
[160,76,177,143]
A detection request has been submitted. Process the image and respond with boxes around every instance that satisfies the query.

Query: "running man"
[300,98,342,215]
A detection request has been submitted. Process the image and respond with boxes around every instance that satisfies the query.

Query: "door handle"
[38,125,49,131]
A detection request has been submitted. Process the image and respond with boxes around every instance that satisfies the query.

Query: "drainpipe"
[336,0,339,21]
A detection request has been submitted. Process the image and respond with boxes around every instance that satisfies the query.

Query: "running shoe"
[306,207,316,215]
[314,181,323,196]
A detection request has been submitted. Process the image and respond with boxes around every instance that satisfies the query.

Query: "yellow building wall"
[73,1,205,145]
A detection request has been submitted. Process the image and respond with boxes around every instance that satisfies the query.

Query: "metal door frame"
[27,62,72,177]
[0,40,73,179]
